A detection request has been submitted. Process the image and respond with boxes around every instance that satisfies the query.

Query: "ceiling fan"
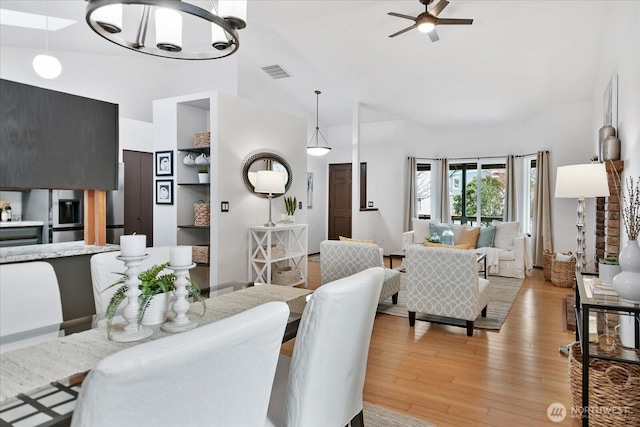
[388,0,473,42]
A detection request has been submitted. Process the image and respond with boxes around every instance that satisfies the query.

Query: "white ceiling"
[0,1,615,128]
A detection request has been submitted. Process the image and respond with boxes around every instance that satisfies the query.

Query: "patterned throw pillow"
[476,226,497,248]
[459,227,480,248]
[339,236,376,244]
[423,242,472,250]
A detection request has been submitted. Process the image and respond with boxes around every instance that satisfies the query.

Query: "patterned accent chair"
[405,245,491,336]
[320,240,401,304]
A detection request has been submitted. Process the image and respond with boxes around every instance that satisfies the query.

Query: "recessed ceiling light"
[0,9,76,31]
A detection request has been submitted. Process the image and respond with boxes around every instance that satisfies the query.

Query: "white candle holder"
[110,254,153,342]
[162,263,197,333]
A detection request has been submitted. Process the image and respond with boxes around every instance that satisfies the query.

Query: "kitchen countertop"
[0,221,44,227]
[0,241,119,264]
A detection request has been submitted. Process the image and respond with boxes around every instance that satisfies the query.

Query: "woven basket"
[543,250,554,281]
[551,253,576,288]
[194,200,210,226]
[272,266,302,286]
[255,245,286,259]
[194,132,210,148]
[192,245,209,264]
[568,342,640,426]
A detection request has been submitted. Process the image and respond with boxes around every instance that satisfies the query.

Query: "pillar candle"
[170,245,192,267]
[120,234,146,257]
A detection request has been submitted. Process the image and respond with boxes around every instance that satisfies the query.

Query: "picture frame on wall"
[156,180,173,205]
[603,74,618,128]
[155,150,173,176]
[307,172,314,208]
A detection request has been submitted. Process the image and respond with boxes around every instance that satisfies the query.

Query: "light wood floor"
[283,258,580,427]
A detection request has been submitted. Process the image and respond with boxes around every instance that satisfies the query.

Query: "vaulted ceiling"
[0,1,615,128]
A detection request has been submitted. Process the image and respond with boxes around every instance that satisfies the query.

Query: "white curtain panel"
[531,150,553,267]
[405,157,418,231]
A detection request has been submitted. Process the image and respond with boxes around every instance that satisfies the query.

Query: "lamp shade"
[555,164,610,198]
[255,171,285,195]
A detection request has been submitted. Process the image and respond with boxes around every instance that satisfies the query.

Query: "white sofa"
[403,219,533,279]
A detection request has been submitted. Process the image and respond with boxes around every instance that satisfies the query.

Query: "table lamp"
[555,163,610,272]
[255,170,285,227]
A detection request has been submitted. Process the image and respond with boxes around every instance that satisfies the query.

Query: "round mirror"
[242,151,292,198]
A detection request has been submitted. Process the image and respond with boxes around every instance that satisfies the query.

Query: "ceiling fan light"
[32,54,61,79]
[307,146,332,157]
[155,8,182,52]
[92,3,122,33]
[417,22,435,33]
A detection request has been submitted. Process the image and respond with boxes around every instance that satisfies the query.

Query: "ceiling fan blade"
[436,18,473,25]
[430,0,449,17]
[389,24,417,38]
[388,12,418,21]
[427,28,440,42]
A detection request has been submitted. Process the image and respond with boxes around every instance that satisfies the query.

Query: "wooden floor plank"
[299,260,580,426]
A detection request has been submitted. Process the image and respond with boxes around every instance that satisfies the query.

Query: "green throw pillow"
[477,226,497,248]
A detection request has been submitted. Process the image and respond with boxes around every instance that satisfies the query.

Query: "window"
[450,161,506,226]
[416,163,431,219]
[523,156,537,234]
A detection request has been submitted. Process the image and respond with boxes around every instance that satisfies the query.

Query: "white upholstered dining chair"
[71,301,290,427]
[0,261,63,353]
[265,267,385,427]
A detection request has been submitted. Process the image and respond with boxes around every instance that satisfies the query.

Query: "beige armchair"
[320,240,400,304]
[405,245,490,336]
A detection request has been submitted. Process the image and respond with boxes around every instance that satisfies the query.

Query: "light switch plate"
[368,201,373,208]
[221,201,229,212]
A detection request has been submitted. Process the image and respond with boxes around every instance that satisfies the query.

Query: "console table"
[248,224,308,286]
[574,271,640,427]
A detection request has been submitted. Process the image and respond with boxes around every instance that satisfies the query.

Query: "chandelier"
[85,0,246,60]
[307,90,331,156]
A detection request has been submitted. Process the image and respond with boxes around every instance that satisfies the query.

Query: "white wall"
[0,46,238,123]
[152,91,307,287]
[119,118,153,158]
[591,1,640,250]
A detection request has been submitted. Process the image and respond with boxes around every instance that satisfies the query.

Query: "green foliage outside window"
[452,175,504,218]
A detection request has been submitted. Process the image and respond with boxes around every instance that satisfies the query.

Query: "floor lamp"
[255,170,285,227]
[555,163,610,272]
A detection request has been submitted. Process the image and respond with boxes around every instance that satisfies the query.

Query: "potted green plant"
[104,262,205,336]
[197,167,209,183]
[598,256,620,284]
[283,196,297,222]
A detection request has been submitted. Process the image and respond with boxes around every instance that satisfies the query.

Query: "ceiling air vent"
[261,64,291,80]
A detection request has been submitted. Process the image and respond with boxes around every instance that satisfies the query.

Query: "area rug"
[377,274,524,330]
[364,402,436,427]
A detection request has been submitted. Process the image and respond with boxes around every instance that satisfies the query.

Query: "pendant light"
[33,5,61,79]
[307,90,331,156]
[86,0,247,60]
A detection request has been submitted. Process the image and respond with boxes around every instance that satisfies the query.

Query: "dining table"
[0,284,312,427]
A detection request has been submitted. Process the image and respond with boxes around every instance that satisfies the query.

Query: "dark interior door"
[328,163,352,240]
[123,150,154,246]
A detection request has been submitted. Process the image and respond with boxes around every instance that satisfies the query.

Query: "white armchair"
[320,240,400,304]
[405,245,490,336]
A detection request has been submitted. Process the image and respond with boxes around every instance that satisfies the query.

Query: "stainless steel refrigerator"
[106,163,125,244]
